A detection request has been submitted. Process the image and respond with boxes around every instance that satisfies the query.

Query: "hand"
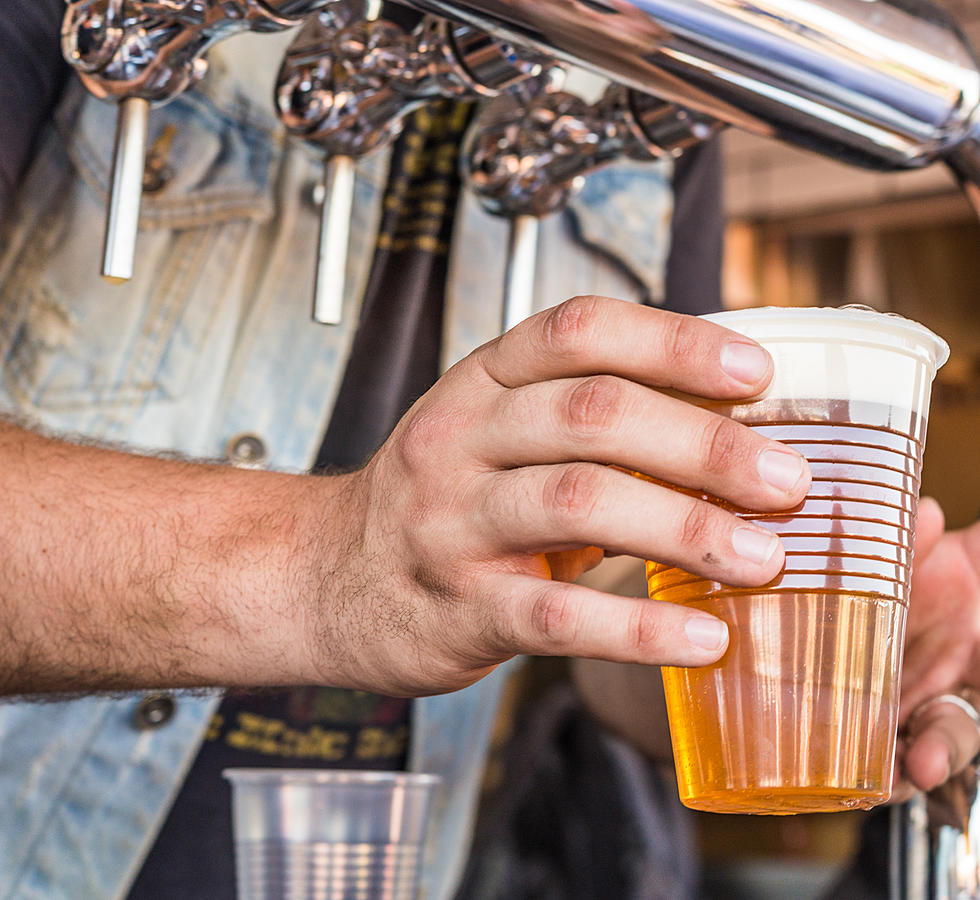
[891,499,980,803]
[306,297,811,696]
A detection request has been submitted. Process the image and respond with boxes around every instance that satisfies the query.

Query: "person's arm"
[0,418,344,694]
[0,298,811,697]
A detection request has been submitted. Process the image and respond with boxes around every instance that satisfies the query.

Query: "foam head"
[702,305,949,422]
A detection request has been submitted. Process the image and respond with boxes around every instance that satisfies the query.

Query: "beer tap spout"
[276,4,550,324]
[61,0,331,283]
[392,0,980,219]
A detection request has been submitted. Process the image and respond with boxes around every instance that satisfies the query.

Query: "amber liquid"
[650,399,924,815]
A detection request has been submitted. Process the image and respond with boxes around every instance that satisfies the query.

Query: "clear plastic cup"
[648,305,949,815]
[223,769,441,900]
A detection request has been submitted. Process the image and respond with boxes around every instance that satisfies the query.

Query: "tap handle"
[276,3,550,324]
[313,155,357,325]
[502,214,539,332]
[62,0,329,282]
[101,96,151,282]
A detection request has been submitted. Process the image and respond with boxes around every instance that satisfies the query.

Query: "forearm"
[0,421,350,694]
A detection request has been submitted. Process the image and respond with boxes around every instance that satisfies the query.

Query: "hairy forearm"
[0,421,351,695]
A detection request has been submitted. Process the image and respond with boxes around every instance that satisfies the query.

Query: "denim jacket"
[0,30,675,900]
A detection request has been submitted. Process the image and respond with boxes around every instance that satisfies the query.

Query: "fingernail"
[732,526,779,565]
[685,615,728,652]
[720,341,769,386]
[757,447,807,492]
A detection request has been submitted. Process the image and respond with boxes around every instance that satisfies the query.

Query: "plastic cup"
[223,769,441,900]
[648,305,949,815]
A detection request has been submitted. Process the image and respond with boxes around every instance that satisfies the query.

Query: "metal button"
[133,694,176,730]
[225,433,268,467]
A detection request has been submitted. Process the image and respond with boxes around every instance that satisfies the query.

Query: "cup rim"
[702,304,950,370]
[222,768,442,788]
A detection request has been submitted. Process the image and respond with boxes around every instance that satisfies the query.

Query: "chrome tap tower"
[62,0,332,282]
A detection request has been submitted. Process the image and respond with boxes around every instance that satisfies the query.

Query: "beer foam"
[703,306,949,414]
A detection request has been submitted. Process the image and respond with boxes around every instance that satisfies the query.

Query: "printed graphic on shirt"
[375,100,473,256]
[204,686,411,769]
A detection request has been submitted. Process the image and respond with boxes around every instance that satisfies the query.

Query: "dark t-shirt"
[0,0,68,226]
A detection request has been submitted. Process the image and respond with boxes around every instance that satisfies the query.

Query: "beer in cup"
[648,305,949,814]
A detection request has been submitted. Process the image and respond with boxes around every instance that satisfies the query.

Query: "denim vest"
[0,30,674,900]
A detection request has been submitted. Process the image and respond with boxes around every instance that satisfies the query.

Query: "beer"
[652,400,919,813]
[649,306,948,815]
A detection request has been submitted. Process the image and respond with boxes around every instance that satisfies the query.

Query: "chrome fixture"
[275,0,549,323]
[464,81,720,329]
[392,0,980,216]
[61,0,332,282]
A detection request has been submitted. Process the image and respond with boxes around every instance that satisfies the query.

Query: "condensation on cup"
[648,305,950,815]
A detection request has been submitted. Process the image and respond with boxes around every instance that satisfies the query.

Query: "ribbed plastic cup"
[648,306,949,815]
[223,770,441,900]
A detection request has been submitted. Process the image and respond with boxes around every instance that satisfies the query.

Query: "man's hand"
[891,498,980,802]
[312,297,810,696]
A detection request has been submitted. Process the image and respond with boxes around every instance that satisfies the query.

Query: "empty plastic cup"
[648,305,949,814]
[224,769,441,899]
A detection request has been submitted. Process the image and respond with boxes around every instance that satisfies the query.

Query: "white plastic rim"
[702,305,950,410]
[223,769,441,788]
[703,305,949,369]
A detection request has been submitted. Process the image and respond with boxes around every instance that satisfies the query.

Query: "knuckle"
[698,415,740,476]
[563,375,624,435]
[628,604,667,655]
[660,313,701,371]
[398,411,452,471]
[541,296,602,358]
[545,463,602,526]
[679,498,713,550]
[529,583,578,646]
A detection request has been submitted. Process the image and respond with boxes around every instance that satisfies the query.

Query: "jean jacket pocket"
[0,82,279,421]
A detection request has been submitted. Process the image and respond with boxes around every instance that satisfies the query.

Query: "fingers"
[477,374,809,511]
[476,296,773,400]
[896,695,980,796]
[488,573,729,667]
[913,496,946,560]
[477,463,785,586]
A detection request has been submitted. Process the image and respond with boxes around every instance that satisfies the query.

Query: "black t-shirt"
[0,0,68,226]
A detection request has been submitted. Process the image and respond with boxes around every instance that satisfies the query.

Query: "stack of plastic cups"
[648,305,949,815]
[224,769,441,899]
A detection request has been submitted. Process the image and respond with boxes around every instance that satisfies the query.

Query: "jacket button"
[133,694,176,730]
[225,434,268,467]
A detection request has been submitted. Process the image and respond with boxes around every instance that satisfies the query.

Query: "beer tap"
[391,0,980,219]
[275,1,549,324]
[464,82,720,330]
[61,0,331,283]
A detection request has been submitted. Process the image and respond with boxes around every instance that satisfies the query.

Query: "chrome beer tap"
[464,81,720,330]
[392,0,980,218]
[275,1,549,324]
[61,0,330,282]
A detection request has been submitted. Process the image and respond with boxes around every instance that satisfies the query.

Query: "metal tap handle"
[465,80,719,326]
[312,156,357,325]
[277,2,549,323]
[102,97,151,282]
[502,214,539,331]
[62,0,330,282]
